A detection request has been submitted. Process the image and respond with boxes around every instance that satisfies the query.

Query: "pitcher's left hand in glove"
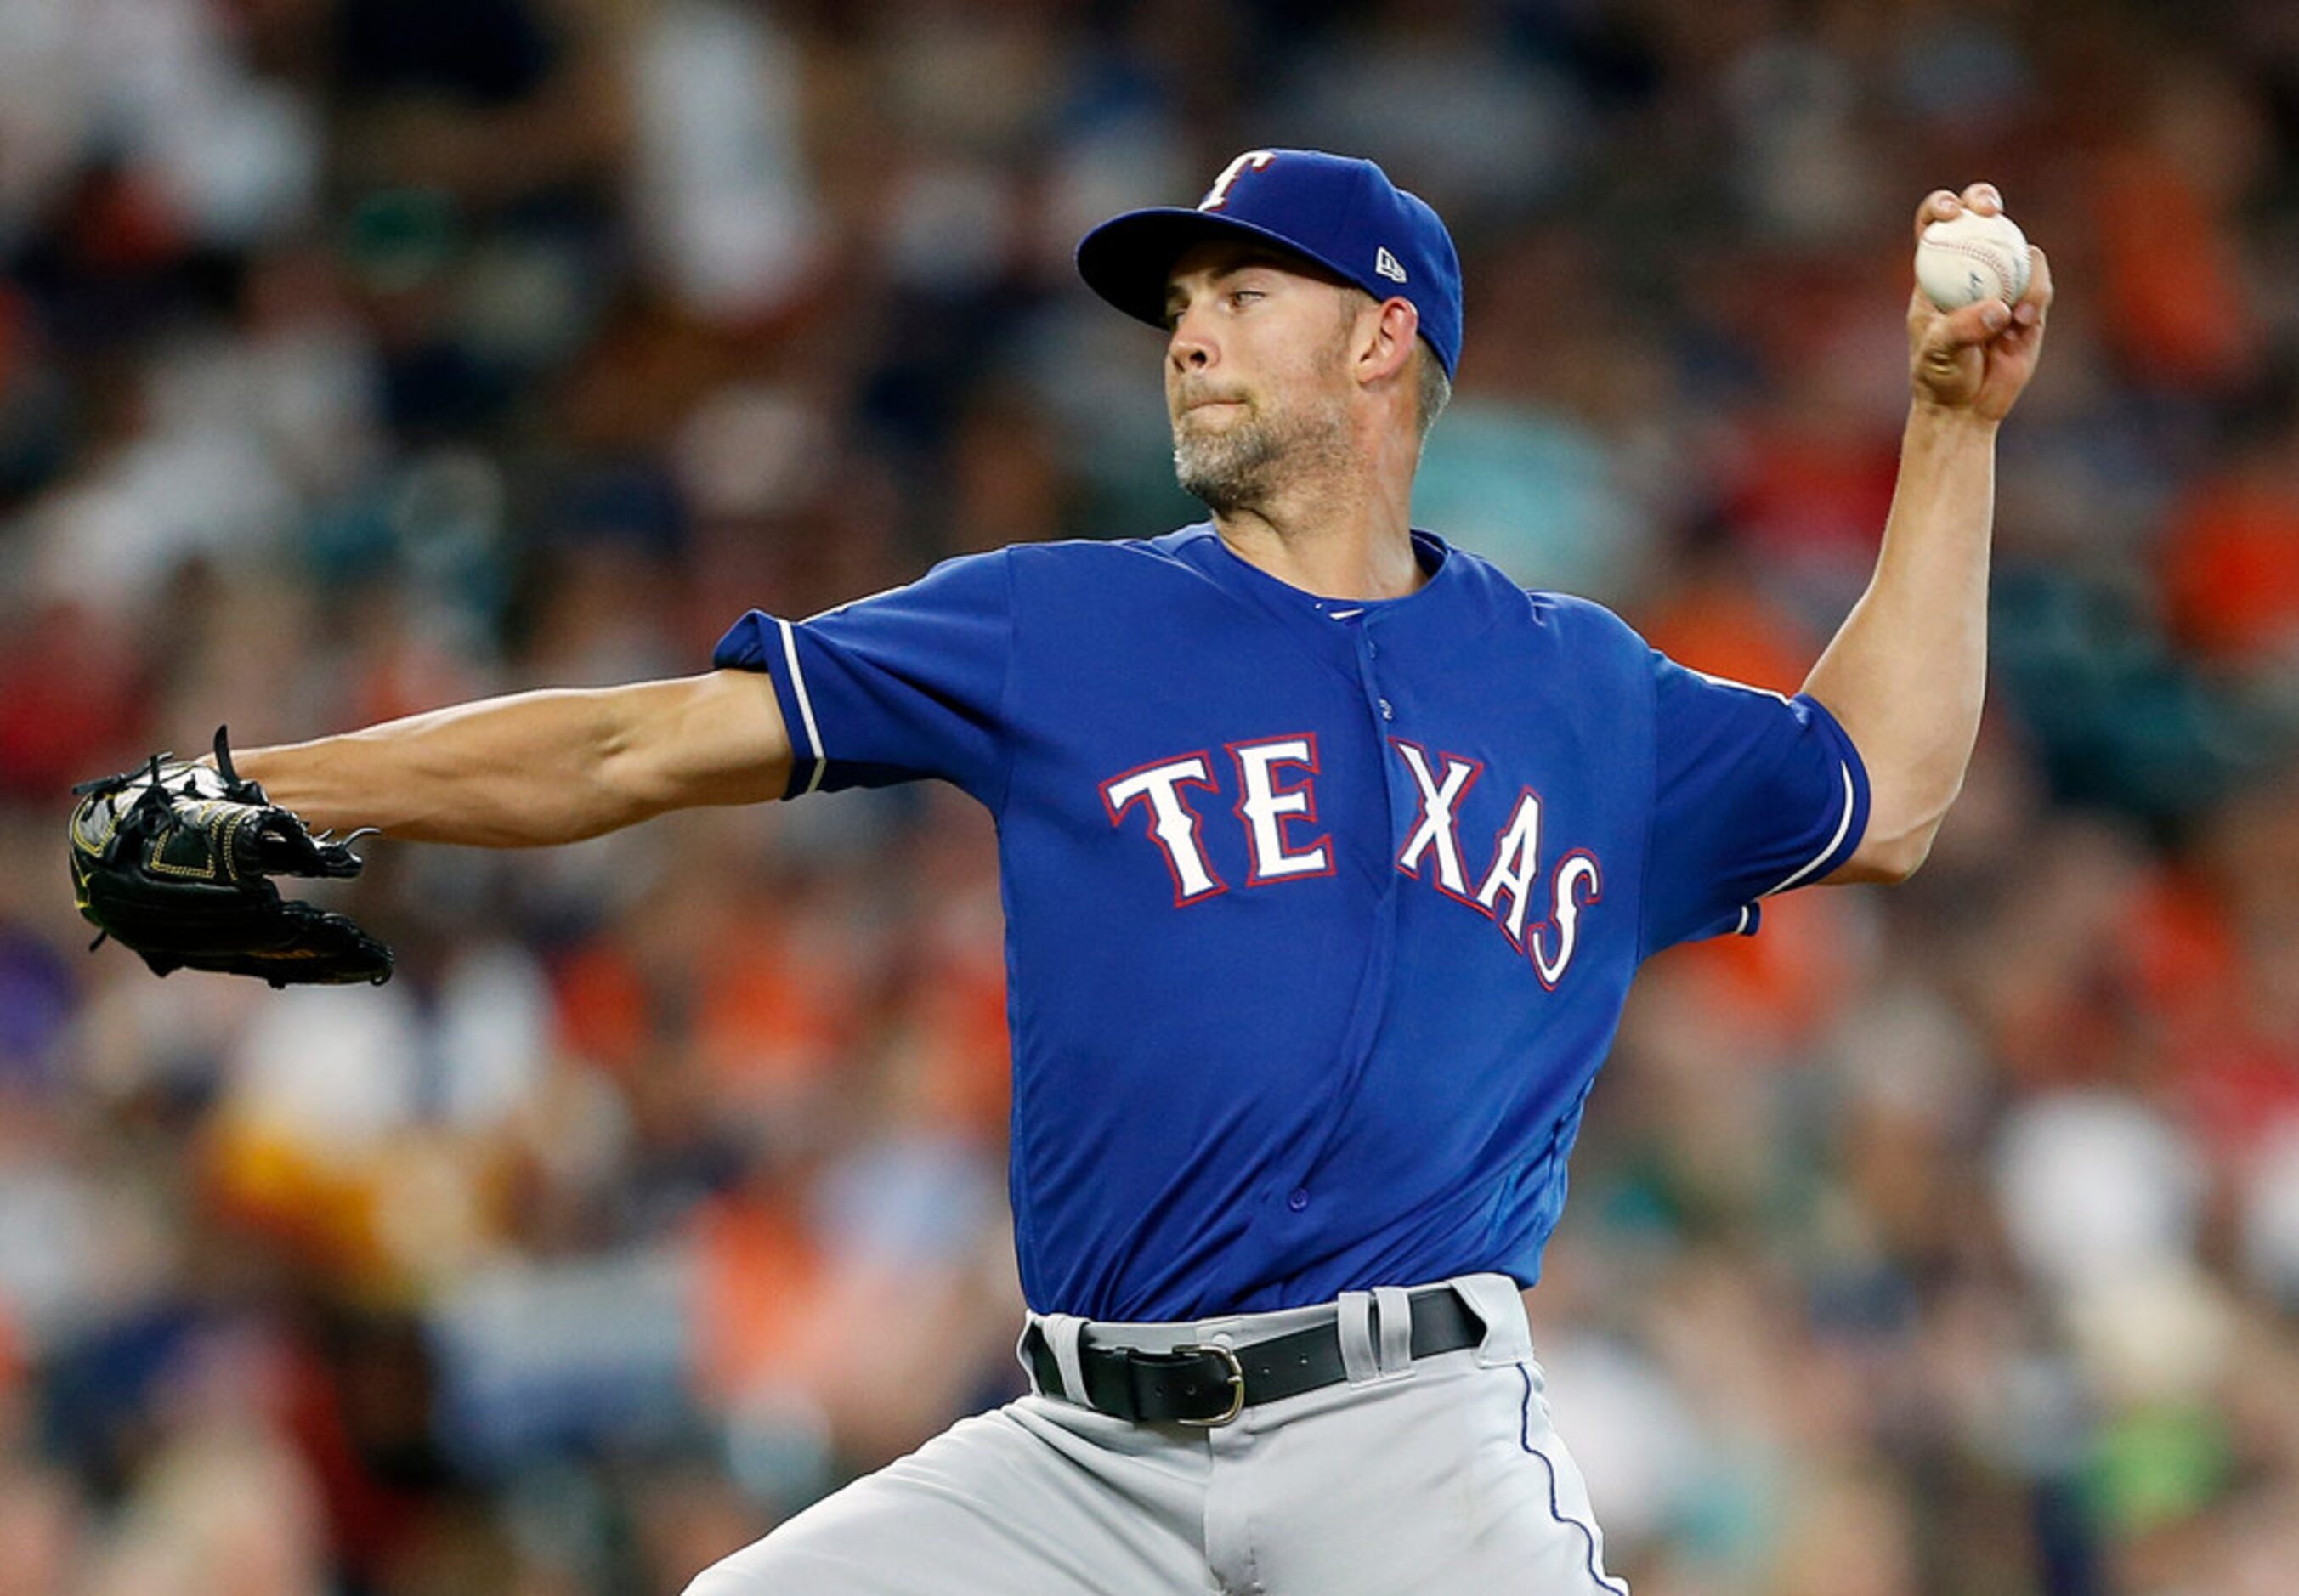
[69,728,394,988]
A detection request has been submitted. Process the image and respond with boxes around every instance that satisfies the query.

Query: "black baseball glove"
[69,728,393,988]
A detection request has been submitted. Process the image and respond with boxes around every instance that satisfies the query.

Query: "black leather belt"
[1022,1287,1483,1427]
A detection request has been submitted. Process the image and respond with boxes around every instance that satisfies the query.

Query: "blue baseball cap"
[1077,149,1464,378]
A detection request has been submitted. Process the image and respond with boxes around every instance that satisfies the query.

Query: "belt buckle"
[1173,1343,1245,1427]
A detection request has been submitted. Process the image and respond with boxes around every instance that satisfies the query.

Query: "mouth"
[1175,395,1247,420]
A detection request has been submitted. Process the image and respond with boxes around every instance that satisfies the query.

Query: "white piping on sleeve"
[1690,668,1792,706]
[1762,761,1855,897]
[776,618,827,795]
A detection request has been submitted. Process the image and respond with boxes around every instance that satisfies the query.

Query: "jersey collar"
[1164,523,1469,664]
[1169,523,1455,609]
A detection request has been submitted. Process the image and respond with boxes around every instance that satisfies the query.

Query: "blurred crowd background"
[2,0,2297,1592]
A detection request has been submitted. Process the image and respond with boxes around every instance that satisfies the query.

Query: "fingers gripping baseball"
[1907,184,2053,421]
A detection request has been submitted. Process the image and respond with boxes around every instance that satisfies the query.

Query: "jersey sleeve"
[1639,654,1870,959]
[711,549,1015,805]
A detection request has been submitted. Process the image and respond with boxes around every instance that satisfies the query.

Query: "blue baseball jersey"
[714,525,1868,1322]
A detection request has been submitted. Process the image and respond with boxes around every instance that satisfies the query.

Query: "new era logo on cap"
[1074,149,1464,378]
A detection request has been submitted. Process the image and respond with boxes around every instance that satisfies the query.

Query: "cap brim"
[1075,207,1354,330]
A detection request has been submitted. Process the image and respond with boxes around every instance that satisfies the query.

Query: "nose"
[1167,303,1215,372]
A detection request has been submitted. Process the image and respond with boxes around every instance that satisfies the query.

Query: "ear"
[1353,297,1421,391]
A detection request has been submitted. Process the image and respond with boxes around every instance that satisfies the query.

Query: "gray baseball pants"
[682,1273,1627,1594]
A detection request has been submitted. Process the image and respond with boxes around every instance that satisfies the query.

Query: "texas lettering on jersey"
[1101,734,1601,987]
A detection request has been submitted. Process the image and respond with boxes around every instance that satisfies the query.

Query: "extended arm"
[1804,184,2053,883]
[229,669,793,846]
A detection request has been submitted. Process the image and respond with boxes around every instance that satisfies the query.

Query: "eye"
[1228,287,1264,310]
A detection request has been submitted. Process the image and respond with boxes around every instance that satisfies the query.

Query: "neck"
[1209,422,1424,601]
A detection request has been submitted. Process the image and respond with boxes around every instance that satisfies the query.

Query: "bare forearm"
[1802,405,1998,876]
[230,671,791,846]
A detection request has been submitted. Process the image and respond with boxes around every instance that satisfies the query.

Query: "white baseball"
[1914,207,2031,310]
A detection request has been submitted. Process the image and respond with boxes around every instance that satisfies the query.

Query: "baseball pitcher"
[70,150,2050,1593]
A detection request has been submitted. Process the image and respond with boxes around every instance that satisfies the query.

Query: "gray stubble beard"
[1172,397,1351,516]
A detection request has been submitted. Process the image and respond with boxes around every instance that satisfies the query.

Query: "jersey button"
[1378,699,1394,721]
[1288,1187,1310,1212]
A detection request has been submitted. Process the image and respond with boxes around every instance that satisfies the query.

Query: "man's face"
[1161,241,1364,512]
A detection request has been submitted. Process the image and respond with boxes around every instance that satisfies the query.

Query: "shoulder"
[803,544,1015,621]
[1002,525,1233,597]
[818,533,1204,615]
[1434,540,1650,653]
[1005,526,1218,569]
[818,537,1155,611]
[1526,589,1649,653]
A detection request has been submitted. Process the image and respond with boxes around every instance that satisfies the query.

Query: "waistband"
[1017,1274,1532,1424]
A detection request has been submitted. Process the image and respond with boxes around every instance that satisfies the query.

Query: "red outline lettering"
[1526,849,1604,989]
[1101,752,1228,907]
[1473,786,1546,951]
[1390,738,1484,908]
[1226,733,1334,886]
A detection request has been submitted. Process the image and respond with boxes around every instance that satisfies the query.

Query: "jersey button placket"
[1283,609,1406,1217]
[1356,617,1393,722]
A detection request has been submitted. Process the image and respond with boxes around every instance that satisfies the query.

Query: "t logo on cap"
[1201,150,1277,212]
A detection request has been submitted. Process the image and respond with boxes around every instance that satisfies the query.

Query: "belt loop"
[1373,1286,1413,1375]
[1336,1290,1377,1385]
[1038,1313,1090,1404]
[1451,1274,1533,1365]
